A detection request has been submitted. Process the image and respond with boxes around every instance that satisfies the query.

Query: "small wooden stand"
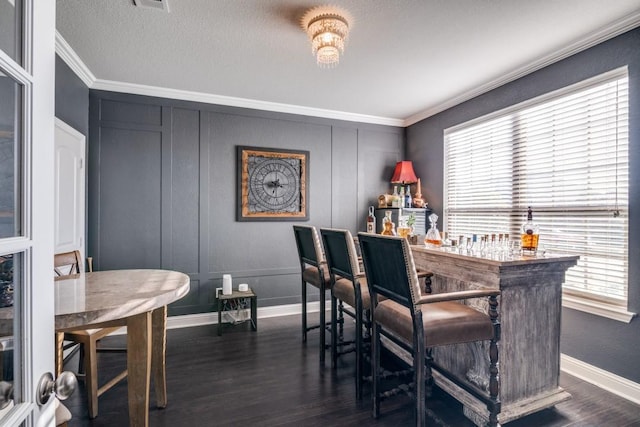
[217,288,257,336]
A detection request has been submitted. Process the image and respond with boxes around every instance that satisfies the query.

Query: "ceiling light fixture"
[301,5,352,68]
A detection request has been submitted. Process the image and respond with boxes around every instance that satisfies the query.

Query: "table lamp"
[390,161,418,184]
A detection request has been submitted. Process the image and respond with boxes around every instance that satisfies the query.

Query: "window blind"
[444,68,629,303]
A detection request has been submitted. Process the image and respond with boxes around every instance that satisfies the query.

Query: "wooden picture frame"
[237,146,309,221]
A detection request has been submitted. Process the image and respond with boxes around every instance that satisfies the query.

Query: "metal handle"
[36,371,77,406]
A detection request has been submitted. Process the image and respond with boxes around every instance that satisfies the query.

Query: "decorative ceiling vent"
[133,0,170,12]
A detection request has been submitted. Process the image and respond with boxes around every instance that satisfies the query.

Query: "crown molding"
[55,30,402,126]
[55,12,640,129]
[90,78,404,126]
[55,31,96,88]
[403,11,640,127]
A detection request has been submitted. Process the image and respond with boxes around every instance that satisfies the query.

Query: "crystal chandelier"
[301,6,352,68]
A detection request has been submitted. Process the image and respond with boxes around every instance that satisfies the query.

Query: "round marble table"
[55,269,190,427]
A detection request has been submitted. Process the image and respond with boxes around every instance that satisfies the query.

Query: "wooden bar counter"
[410,245,578,425]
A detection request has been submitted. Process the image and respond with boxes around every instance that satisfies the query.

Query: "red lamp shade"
[390,161,418,184]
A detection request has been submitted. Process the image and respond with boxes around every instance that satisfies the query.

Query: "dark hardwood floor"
[63,314,640,426]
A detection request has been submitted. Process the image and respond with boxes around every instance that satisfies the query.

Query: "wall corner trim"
[561,353,640,406]
[55,31,96,88]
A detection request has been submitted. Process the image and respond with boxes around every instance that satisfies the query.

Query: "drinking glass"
[509,240,521,257]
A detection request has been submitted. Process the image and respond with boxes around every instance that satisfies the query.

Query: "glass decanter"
[380,210,396,236]
[424,213,442,247]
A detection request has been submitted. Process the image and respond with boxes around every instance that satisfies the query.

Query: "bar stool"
[358,233,501,426]
[320,228,370,400]
[292,225,333,364]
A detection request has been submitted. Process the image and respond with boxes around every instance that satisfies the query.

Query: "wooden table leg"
[152,306,167,408]
[127,311,152,427]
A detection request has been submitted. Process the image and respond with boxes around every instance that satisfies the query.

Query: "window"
[444,68,629,316]
[0,71,23,238]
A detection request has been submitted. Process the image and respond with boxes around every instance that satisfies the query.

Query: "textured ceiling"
[56,0,640,125]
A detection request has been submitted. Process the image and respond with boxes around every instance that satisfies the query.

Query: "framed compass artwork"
[237,146,309,221]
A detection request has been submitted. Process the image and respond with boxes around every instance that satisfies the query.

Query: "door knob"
[36,371,77,406]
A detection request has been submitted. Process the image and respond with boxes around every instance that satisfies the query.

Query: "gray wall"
[55,55,89,136]
[407,28,640,383]
[88,90,403,316]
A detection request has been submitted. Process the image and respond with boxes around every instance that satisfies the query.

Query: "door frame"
[0,1,57,425]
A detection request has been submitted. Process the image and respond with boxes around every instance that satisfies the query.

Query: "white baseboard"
[560,353,640,405]
[164,301,321,330]
[112,303,640,406]
[109,301,322,335]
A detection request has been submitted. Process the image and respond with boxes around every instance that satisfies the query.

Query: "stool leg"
[338,300,345,342]
[319,282,326,365]
[372,319,381,419]
[251,296,257,331]
[415,343,426,427]
[302,280,308,342]
[355,296,363,400]
[218,298,223,336]
[331,293,338,368]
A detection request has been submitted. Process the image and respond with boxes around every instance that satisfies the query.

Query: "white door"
[0,1,58,426]
[54,119,86,256]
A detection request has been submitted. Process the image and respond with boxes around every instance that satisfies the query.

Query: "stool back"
[320,228,360,280]
[293,225,324,269]
[357,233,420,311]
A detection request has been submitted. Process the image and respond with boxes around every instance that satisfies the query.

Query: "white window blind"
[444,68,629,304]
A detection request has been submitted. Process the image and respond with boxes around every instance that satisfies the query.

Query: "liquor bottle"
[398,186,405,208]
[366,206,376,233]
[404,185,412,208]
[469,234,478,255]
[392,186,400,207]
[381,210,396,236]
[520,206,540,254]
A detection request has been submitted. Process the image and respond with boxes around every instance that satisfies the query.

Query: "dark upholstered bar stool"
[358,233,501,427]
[355,235,435,295]
[320,228,370,400]
[293,225,332,364]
